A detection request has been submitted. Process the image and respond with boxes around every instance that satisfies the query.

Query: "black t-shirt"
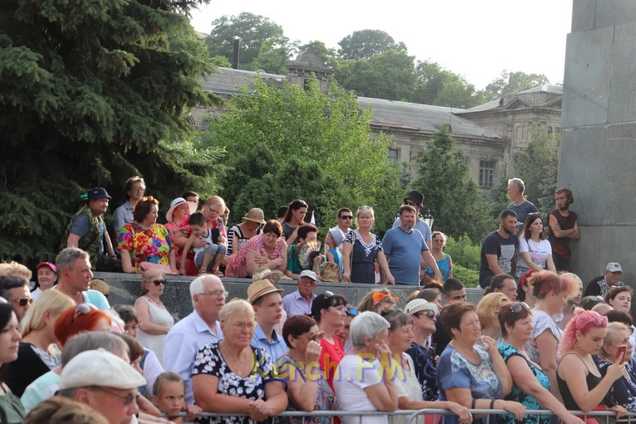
[4,343,52,397]
[479,230,518,288]
[434,310,452,356]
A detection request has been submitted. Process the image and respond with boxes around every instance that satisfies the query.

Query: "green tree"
[0,0,223,264]
[338,29,407,60]
[413,125,495,242]
[433,78,485,109]
[299,40,339,68]
[206,78,404,232]
[252,36,296,74]
[484,70,550,100]
[206,12,284,69]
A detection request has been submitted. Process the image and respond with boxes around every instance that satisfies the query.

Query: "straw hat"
[247,280,284,304]
[242,208,266,225]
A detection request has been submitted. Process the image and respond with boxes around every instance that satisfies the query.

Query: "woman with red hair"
[54,304,112,347]
[557,310,627,418]
[525,271,573,398]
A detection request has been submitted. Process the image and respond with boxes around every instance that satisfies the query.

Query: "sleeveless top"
[548,210,578,260]
[425,253,451,282]
[557,353,602,410]
[135,296,175,366]
[60,205,104,265]
[227,224,262,256]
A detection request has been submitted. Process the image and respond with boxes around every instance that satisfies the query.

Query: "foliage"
[452,265,479,288]
[0,0,222,265]
[299,41,339,68]
[337,29,407,60]
[514,128,560,214]
[252,36,295,74]
[445,235,481,271]
[206,12,284,70]
[413,125,496,243]
[205,78,404,233]
[484,71,550,101]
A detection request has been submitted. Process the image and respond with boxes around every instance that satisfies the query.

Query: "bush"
[452,264,479,288]
[445,234,481,271]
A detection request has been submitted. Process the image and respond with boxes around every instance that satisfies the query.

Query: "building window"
[547,126,553,136]
[388,149,398,163]
[479,160,495,188]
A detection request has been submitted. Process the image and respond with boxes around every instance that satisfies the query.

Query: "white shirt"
[335,355,388,424]
[517,238,552,269]
[163,310,223,404]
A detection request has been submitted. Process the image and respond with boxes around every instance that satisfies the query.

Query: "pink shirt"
[229,234,286,277]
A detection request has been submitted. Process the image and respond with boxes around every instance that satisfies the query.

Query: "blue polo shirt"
[382,227,427,285]
[251,324,288,362]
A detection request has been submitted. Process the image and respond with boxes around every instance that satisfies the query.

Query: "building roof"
[458,84,563,114]
[286,51,331,73]
[201,67,285,97]
[518,84,563,94]
[358,97,501,139]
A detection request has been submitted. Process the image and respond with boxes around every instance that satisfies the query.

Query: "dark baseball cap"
[87,187,112,200]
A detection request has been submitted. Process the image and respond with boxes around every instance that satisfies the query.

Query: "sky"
[189,0,573,89]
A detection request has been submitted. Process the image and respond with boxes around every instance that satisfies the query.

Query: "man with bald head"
[163,275,226,404]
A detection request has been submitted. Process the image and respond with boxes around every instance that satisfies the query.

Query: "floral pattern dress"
[118,222,173,271]
[498,343,550,424]
[276,354,335,424]
[598,357,636,411]
[192,343,282,424]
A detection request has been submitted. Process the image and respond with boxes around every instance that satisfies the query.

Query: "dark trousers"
[553,255,571,272]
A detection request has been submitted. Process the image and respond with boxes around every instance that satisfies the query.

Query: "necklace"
[221,342,248,377]
[145,295,163,306]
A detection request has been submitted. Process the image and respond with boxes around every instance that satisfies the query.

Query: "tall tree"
[0,0,223,264]
[413,125,495,242]
[484,70,550,100]
[206,12,284,70]
[337,29,407,60]
[299,40,339,68]
[252,36,296,74]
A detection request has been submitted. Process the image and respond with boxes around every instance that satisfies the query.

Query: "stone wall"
[559,0,636,284]
[96,273,484,322]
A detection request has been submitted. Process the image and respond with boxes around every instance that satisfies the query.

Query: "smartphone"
[617,344,627,363]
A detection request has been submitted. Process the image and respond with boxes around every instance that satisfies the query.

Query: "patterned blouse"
[118,222,173,271]
[228,234,286,278]
[498,343,550,424]
[405,341,438,401]
[276,354,335,424]
[425,253,452,282]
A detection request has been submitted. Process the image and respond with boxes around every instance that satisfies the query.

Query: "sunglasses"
[340,216,353,220]
[346,307,359,316]
[510,302,530,313]
[415,309,437,319]
[73,303,92,321]
[12,297,33,307]
[589,315,609,327]
[152,279,167,286]
[588,296,604,302]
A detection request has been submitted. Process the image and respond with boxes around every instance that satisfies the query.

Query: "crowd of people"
[0,176,634,424]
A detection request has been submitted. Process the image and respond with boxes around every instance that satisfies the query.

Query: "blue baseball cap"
[87,187,112,200]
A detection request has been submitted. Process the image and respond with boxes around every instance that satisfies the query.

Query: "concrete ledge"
[94,273,484,322]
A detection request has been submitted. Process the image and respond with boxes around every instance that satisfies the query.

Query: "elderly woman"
[311,292,347,392]
[4,290,74,397]
[404,299,440,402]
[437,303,525,424]
[164,198,198,240]
[224,208,265,260]
[119,196,178,274]
[498,302,584,424]
[0,302,26,423]
[227,220,287,278]
[516,214,556,278]
[476,293,511,343]
[424,231,453,283]
[557,310,626,416]
[282,199,308,244]
[383,309,471,424]
[277,315,335,424]
[334,311,398,424]
[32,262,57,300]
[597,322,636,411]
[134,269,174,365]
[525,271,573,397]
[357,288,399,314]
[342,206,394,285]
[192,299,287,424]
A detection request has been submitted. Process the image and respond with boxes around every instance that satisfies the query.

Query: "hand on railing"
[500,401,526,421]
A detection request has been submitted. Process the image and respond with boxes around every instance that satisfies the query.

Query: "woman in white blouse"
[516,214,555,279]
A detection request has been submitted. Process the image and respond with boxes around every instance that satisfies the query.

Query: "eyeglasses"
[300,280,317,286]
[89,386,139,406]
[415,309,437,319]
[152,279,167,286]
[340,216,353,220]
[200,290,228,298]
[73,304,92,321]
[510,302,530,313]
[12,297,33,307]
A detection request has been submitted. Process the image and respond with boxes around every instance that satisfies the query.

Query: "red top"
[320,336,345,393]
[548,209,578,260]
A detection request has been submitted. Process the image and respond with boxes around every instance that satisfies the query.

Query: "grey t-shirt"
[507,201,539,232]
[393,218,432,242]
[70,214,105,254]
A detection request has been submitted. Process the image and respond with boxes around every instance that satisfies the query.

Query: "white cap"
[60,349,147,390]
[404,299,438,316]
[606,262,623,273]
[299,270,318,281]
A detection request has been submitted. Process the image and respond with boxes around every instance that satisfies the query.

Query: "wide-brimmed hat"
[404,191,424,207]
[166,197,198,222]
[404,299,438,316]
[87,187,111,201]
[242,208,266,225]
[247,280,284,304]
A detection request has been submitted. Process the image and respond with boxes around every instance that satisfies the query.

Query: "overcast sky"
[190,0,573,89]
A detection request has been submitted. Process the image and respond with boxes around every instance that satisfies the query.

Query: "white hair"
[189,275,223,309]
[350,311,390,348]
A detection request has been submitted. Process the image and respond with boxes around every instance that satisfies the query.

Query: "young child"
[180,212,227,275]
[325,228,344,275]
[153,372,201,424]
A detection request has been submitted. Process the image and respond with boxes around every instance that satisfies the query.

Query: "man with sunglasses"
[328,208,353,250]
[0,275,32,321]
[58,349,147,424]
[506,178,539,234]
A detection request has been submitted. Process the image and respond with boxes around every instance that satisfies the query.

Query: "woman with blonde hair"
[476,293,511,342]
[3,290,75,397]
[424,231,453,283]
[357,288,399,314]
[342,206,394,284]
[134,269,174,365]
